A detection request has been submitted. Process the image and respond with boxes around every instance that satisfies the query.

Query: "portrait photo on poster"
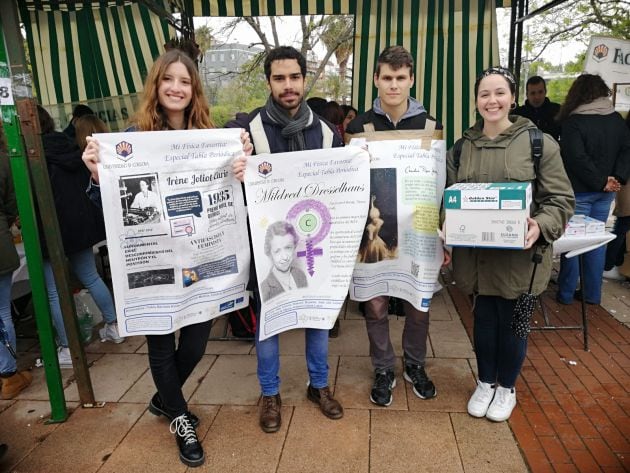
[119,173,163,226]
[260,220,308,302]
[358,168,398,263]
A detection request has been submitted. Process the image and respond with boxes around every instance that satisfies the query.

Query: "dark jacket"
[447,116,575,298]
[345,97,442,133]
[560,112,630,193]
[0,157,19,276]
[244,107,343,154]
[42,132,106,255]
[514,98,561,141]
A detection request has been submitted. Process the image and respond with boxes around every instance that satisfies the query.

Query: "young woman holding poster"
[446,67,574,422]
[82,48,252,468]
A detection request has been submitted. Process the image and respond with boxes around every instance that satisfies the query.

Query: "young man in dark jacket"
[233,46,344,434]
[513,76,561,141]
[345,46,442,407]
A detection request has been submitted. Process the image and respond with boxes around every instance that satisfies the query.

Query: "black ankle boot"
[149,393,199,427]
[170,413,204,467]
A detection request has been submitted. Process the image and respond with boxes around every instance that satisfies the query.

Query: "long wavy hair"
[130,49,214,131]
[557,74,611,122]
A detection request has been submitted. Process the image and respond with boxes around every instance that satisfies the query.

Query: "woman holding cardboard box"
[446,67,574,422]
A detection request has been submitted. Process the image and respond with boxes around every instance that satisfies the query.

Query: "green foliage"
[546,78,575,105]
[564,53,586,74]
[195,25,214,55]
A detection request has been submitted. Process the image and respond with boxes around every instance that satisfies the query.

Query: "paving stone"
[201,405,290,473]
[451,412,528,472]
[119,355,216,404]
[277,407,369,473]
[407,358,474,412]
[0,400,72,472]
[334,355,408,410]
[0,399,15,413]
[16,362,89,401]
[189,354,259,405]
[64,353,148,403]
[430,289,458,321]
[327,319,370,356]
[85,332,147,354]
[370,410,464,472]
[274,355,339,406]
[429,320,475,358]
[98,405,218,473]
[13,402,145,473]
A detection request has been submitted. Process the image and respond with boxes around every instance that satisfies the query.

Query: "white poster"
[349,133,446,311]
[97,129,250,336]
[245,146,370,340]
[584,35,630,111]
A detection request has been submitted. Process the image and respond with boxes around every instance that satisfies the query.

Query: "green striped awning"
[190,0,353,16]
[352,0,500,144]
[19,1,171,105]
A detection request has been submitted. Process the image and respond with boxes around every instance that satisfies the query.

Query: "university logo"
[258,161,272,178]
[592,44,609,62]
[115,141,133,162]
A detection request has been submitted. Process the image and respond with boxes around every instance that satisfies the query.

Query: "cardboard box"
[444,182,532,249]
[564,215,606,236]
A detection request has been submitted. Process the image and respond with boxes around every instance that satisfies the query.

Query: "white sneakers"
[99,323,125,344]
[603,266,626,281]
[467,381,496,417]
[57,346,73,368]
[486,386,517,422]
[468,381,517,422]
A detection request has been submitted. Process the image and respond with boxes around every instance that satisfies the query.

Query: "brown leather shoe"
[307,385,344,419]
[1,371,32,400]
[259,394,282,433]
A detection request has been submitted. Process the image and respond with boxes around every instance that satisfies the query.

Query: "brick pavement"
[448,280,630,473]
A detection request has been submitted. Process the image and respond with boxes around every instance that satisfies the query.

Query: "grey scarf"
[264,96,312,151]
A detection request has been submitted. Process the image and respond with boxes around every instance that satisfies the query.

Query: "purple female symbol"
[286,200,331,276]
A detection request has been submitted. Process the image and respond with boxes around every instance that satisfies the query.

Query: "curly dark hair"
[557,74,611,122]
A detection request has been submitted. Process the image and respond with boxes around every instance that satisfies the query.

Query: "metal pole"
[508,0,518,71]
[0,19,67,422]
[514,0,525,103]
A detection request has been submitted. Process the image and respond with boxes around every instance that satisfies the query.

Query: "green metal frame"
[0,22,67,423]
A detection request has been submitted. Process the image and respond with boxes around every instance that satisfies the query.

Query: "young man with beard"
[233,46,344,433]
[345,45,448,407]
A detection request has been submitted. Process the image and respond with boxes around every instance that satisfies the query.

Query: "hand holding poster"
[245,146,370,340]
[97,129,250,336]
[348,130,446,311]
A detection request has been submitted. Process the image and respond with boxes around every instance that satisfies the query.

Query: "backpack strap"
[452,137,465,169]
[528,128,544,175]
[249,113,271,154]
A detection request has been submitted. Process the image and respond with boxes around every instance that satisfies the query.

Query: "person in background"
[82,48,253,468]
[341,105,358,133]
[556,74,630,305]
[233,46,344,434]
[0,131,32,400]
[63,104,95,139]
[603,112,630,280]
[74,115,109,151]
[513,76,561,141]
[37,106,124,370]
[306,97,327,117]
[448,66,573,422]
[321,101,345,139]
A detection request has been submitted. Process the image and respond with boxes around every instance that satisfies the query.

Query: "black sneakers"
[370,369,396,406]
[170,413,204,467]
[149,393,199,428]
[404,361,436,399]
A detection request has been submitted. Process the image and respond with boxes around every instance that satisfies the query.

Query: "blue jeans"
[557,192,615,305]
[44,247,117,347]
[473,295,527,388]
[254,293,329,396]
[0,272,17,375]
